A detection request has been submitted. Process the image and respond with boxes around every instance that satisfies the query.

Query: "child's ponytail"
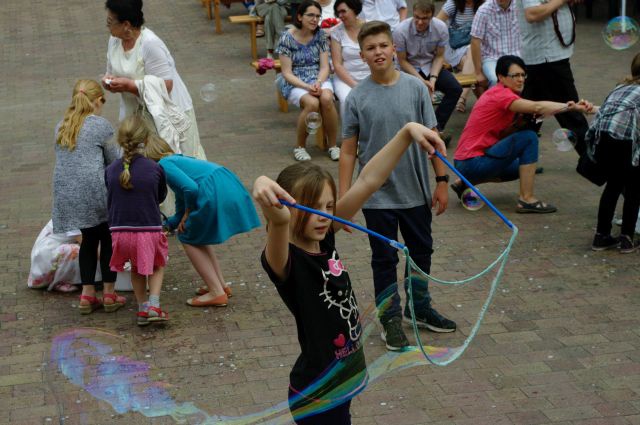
[116,116,152,190]
[56,80,105,151]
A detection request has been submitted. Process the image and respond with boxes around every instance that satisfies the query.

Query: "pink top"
[454,84,520,160]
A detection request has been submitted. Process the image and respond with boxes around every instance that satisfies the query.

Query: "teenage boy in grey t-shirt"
[339,21,457,352]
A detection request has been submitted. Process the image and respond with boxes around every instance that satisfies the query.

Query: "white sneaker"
[328,146,340,161]
[293,147,311,161]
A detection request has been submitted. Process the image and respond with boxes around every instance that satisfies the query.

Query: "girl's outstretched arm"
[335,123,446,228]
[252,176,296,281]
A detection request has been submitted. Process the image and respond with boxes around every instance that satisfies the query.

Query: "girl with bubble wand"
[253,123,446,424]
[143,136,261,307]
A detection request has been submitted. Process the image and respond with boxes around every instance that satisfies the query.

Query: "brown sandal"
[456,96,467,113]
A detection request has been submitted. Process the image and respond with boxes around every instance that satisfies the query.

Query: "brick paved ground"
[1,1,639,424]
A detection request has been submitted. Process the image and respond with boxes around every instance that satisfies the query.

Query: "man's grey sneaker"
[404,307,456,333]
[591,233,619,251]
[380,316,410,351]
[619,235,639,254]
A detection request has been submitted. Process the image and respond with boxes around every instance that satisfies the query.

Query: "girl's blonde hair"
[623,53,640,85]
[276,162,337,240]
[116,115,153,190]
[144,133,175,162]
[56,80,105,151]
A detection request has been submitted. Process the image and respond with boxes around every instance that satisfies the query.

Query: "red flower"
[321,18,339,29]
[256,57,275,75]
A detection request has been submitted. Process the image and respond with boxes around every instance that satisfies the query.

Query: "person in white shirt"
[360,0,407,31]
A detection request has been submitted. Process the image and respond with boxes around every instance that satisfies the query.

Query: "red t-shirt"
[454,84,521,161]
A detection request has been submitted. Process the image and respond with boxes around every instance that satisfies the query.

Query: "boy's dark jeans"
[362,205,434,323]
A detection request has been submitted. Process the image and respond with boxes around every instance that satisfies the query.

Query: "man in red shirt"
[452,55,592,213]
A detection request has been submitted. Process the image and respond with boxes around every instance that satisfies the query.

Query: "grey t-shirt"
[342,73,437,209]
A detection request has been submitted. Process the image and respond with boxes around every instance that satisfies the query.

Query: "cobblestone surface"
[1,1,639,424]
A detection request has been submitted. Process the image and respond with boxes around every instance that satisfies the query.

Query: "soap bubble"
[305,112,322,134]
[461,188,484,211]
[199,83,217,103]
[602,16,640,50]
[552,128,576,152]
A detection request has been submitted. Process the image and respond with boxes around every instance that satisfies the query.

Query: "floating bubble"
[305,112,322,134]
[602,16,640,50]
[461,188,484,211]
[199,83,217,103]
[552,128,576,152]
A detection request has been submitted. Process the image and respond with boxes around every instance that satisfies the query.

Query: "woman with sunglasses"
[52,79,124,314]
[276,0,340,162]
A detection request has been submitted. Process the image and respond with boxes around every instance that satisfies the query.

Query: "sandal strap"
[103,293,126,303]
[80,295,101,303]
[148,306,169,319]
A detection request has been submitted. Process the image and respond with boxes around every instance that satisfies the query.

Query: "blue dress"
[159,155,260,245]
[275,30,329,99]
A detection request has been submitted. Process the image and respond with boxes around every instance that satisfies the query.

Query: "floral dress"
[275,30,329,99]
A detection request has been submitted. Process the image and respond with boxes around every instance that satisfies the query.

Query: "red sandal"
[78,295,102,315]
[147,306,169,322]
[103,293,127,313]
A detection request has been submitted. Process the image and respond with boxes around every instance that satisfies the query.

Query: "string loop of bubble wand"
[280,150,519,365]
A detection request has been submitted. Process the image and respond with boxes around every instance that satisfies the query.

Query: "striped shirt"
[586,84,640,167]
[517,0,574,64]
[442,0,475,27]
[471,0,521,61]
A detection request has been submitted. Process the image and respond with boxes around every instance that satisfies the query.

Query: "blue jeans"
[454,130,539,184]
[362,205,433,323]
[482,59,498,87]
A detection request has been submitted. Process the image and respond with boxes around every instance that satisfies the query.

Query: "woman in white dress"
[101,0,206,160]
[330,0,368,119]
[436,0,483,112]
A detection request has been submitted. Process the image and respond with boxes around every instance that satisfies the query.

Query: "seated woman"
[276,0,340,161]
[330,0,369,119]
[452,55,592,214]
[586,53,640,253]
[436,0,483,112]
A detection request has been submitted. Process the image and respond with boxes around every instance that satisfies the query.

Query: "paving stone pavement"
[1,1,639,424]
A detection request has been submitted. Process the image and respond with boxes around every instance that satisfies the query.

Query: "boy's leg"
[362,209,402,322]
[433,69,463,131]
[481,59,498,87]
[398,205,456,333]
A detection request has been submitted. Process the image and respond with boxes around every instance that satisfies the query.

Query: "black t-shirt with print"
[261,231,367,400]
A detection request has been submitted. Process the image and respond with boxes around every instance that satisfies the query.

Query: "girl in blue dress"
[144,136,261,307]
[276,0,340,162]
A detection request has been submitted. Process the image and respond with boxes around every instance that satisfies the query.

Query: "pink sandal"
[78,295,102,315]
[103,293,127,313]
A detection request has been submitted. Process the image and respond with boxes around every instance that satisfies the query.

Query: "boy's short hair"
[495,55,527,77]
[357,21,393,49]
[413,0,435,14]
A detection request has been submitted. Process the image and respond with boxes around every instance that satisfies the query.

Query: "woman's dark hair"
[294,0,322,32]
[105,0,145,28]
[453,0,484,13]
[495,55,527,77]
[334,0,363,17]
[623,52,640,85]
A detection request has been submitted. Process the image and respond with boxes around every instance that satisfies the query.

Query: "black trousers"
[595,135,640,238]
[522,59,589,155]
[420,69,463,131]
[289,388,352,424]
[79,222,117,285]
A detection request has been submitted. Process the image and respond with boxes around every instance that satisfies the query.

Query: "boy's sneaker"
[380,316,410,351]
[591,233,619,251]
[619,235,639,254]
[328,146,340,161]
[404,307,456,333]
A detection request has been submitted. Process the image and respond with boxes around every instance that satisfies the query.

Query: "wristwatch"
[435,175,449,183]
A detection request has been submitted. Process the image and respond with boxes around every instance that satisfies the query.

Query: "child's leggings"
[79,222,117,285]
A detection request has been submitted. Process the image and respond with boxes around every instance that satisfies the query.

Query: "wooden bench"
[251,59,328,149]
[202,0,246,34]
[230,15,291,60]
